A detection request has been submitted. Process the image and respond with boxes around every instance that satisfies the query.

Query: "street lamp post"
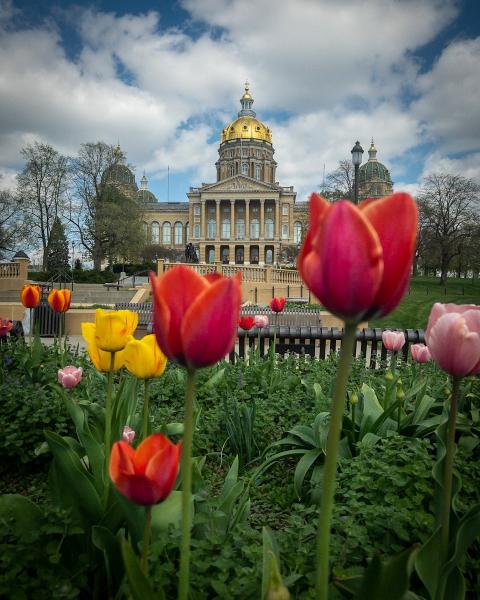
[351,141,364,205]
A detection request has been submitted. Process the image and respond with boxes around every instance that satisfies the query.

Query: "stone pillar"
[245,199,250,240]
[229,243,235,265]
[230,200,235,241]
[260,199,265,238]
[201,200,206,240]
[216,200,221,239]
[275,200,280,240]
[157,259,166,275]
[15,257,29,283]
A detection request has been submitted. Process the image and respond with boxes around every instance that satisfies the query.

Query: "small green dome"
[138,189,157,203]
[358,140,392,184]
[103,163,135,185]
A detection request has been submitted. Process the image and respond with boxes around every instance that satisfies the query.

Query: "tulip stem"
[315,322,357,600]
[142,379,151,440]
[141,505,152,575]
[104,352,116,487]
[439,376,461,575]
[178,368,196,600]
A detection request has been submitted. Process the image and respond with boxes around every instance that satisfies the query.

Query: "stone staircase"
[0,283,139,305]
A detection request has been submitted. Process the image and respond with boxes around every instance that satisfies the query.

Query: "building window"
[207,247,215,263]
[282,224,289,239]
[229,164,235,176]
[250,218,259,239]
[265,218,274,239]
[256,149,261,158]
[242,148,248,157]
[294,221,302,244]
[174,222,183,245]
[185,222,189,242]
[241,162,249,176]
[221,220,230,239]
[162,222,171,244]
[151,222,160,244]
[265,248,273,264]
[193,224,200,239]
[207,219,216,239]
[282,204,289,216]
[255,164,261,180]
[194,205,200,216]
[236,219,245,240]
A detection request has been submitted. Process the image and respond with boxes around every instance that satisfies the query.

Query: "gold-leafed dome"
[221,117,272,143]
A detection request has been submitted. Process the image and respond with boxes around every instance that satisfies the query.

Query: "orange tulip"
[109,433,181,506]
[48,288,72,313]
[20,284,41,309]
[297,193,418,322]
[150,266,242,368]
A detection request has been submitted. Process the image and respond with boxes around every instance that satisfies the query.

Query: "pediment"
[202,175,279,193]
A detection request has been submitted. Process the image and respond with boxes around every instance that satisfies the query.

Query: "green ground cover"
[1,338,479,598]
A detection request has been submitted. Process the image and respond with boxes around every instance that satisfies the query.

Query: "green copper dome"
[358,140,392,184]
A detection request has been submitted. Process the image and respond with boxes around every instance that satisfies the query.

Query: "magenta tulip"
[382,330,406,352]
[410,343,431,363]
[57,366,83,389]
[425,303,480,376]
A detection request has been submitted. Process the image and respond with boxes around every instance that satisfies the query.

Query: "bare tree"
[17,142,69,269]
[0,189,28,258]
[417,174,480,284]
[325,159,354,201]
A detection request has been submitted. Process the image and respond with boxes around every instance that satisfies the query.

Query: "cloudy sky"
[0,0,479,202]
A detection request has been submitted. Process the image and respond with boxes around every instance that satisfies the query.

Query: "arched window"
[207,219,216,239]
[281,224,289,239]
[293,221,302,244]
[142,222,148,237]
[207,247,215,263]
[193,224,200,239]
[265,218,274,240]
[185,222,189,242]
[221,219,230,239]
[250,218,259,239]
[265,248,273,264]
[151,222,160,244]
[174,222,183,245]
[241,162,249,176]
[255,164,261,180]
[229,164,235,177]
[236,218,245,240]
[162,222,171,244]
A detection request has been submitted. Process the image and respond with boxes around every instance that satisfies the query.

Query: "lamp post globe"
[351,140,364,205]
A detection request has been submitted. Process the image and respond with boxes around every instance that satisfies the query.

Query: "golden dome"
[221,116,272,143]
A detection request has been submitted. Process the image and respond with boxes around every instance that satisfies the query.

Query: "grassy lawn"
[369,276,480,330]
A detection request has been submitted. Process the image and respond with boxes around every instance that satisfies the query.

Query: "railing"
[222,264,266,282]
[240,306,321,326]
[272,268,301,284]
[230,327,425,368]
[114,302,153,326]
[0,263,20,278]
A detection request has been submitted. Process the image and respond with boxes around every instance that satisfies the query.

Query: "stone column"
[230,200,235,241]
[229,243,234,265]
[216,200,221,239]
[260,199,265,238]
[245,199,250,240]
[201,200,206,239]
[275,200,280,240]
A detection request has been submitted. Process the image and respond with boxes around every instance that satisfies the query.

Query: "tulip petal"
[303,201,383,320]
[151,268,209,364]
[181,274,242,368]
[428,313,480,376]
[109,440,136,481]
[361,193,418,317]
[297,194,330,278]
[145,442,181,502]
[134,433,172,475]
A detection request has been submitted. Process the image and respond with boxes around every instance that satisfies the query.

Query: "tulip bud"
[122,426,135,444]
[350,392,359,405]
[396,386,405,401]
[267,586,291,600]
[385,370,394,382]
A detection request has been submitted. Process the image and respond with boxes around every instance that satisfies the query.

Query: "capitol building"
[105,84,393,265]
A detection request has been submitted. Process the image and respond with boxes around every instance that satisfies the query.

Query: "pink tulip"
[425,303,480,376]
[254,315,269,329]
[410,343,431,363]
[382,330,405,352]
[122,426,136,444]
[57,365,83,389]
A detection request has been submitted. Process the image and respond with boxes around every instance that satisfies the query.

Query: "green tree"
[46,217,70,272]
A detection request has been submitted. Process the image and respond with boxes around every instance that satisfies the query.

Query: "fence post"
[157,259,166,275]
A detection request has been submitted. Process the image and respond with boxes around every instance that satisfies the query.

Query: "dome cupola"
[221,83,272,144]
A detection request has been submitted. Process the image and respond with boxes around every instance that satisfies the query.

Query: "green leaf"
[294,448,322,498]
[0,494,43,535]
[202,367,226,389]
[356,546,417,600]
[415,527,442,599]
[262,527,280,600]
[359,384,383,438]
[151,491,185,532]
[121,539,159,600]
[92,525,124,595]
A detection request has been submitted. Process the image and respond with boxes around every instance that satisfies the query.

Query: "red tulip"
[410,343,431,363]
[0,319,13,337]
[20,284,41,309]
[382,330,405,352]
[297,193,418,322]
[109,433,181,506]
[150,266,242,368]
[425,303,480,376]
[239,316,255,331]
[48,288,72,313]
[269,297,286,313]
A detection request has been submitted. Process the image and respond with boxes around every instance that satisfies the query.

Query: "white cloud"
[0,166,17,190]
[421,151,480,182]
[413,37,480,153]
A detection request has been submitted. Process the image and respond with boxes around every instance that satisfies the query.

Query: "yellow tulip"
[92,308,138,352]
[123,334,167,379]
[81,322,126,372]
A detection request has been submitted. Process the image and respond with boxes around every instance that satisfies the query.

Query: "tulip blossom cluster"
[48,288,72,313]
[269,297,286,313]
[425,303,480,376]
[20,284,41,309]
[110,433,181,505]
[238,316,255,331]
[150,266,242,369]
[298,193,418,322]
[382,330,405,352]
[58,365,83,389]
[410,343,431,363]
[254,315,269,329]
[123,334,167,379]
